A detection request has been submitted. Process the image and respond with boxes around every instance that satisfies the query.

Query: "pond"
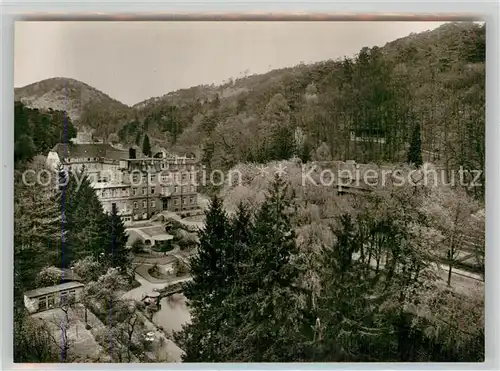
[152,294,192,335]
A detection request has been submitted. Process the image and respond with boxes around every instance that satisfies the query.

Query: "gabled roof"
[50,143,129,161]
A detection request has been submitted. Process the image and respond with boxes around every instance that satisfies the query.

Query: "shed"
[24,282,85,314]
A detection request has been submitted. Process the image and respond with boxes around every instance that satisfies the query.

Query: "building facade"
[46,141,200,224]
[125,156,199,220]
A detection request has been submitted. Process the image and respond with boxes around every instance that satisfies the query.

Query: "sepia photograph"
[13,20,485,363]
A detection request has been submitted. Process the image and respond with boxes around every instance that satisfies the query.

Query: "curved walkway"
[122,272,192,301]
[133,254,179,265]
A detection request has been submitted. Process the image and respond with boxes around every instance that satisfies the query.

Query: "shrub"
[131,239,145,254]
[174,260,189,276]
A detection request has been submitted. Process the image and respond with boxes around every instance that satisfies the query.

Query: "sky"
[15,21,446,106]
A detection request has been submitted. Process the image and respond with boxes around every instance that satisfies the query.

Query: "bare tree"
[470,208,485,280]
[446,205,464,286]
[72,256,102,328]
[122,301,145,362]
[43,296,77,362]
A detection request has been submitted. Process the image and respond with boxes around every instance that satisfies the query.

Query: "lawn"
[32,305,110,362]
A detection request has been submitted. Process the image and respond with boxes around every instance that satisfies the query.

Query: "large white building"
[47,142,133,220]
[46,140,200,225]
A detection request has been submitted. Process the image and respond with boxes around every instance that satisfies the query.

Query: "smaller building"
[24,282,85,314]
[133,225,174,247]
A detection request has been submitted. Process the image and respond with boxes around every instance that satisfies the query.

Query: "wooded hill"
[15,77,132,138]
[15,22,485,194]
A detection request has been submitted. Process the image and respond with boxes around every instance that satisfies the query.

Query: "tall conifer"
[100,206,130,273]
[231,176,312,361]
[177,195,231,361]
[407,123,423,167]
[142,134,152,157]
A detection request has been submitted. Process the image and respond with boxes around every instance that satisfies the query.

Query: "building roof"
[126,229,143,247]
[24,282,85,299]
[50,143,129,161]
[140,226,174,240]
[152,234,174,241]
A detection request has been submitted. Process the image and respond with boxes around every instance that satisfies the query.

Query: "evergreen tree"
[14,165,62,293]
[270,125,296,160]
[176,195,231,362]
[64,168,108,266]
[142,134,152,157]
[14,135,36,164]
[299,141,313,163]
[407,123,423,167]
[229,176,313,361]
[14,101,30,142]
[314,213,389,362]
[228,202,254,275]
[213,202,257,360]
[143,117,150,132]
[100,206,130,273]
[14,164,63,362]
[14,101,77,166]
[184,195,230,305]
[135,132,142,146]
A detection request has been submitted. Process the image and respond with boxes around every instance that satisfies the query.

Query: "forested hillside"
[14,101,78,164]
[15,77,132,139]
[15,22,485,194]
[128,22,485,192]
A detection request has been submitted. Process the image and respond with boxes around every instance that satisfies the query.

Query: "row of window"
[159,162,191,169]
[101,188,129,198]
[67,164,105,173]
[168,185,196,194]
[133,200,156,209]
[99,185,197,199]
[37,289,77,311]
[131,172,196,183]
[68,157,99,163]
[67,157,119,164]
[175,197,196,206]
[131,185,196,196]
[132,196,196,210]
